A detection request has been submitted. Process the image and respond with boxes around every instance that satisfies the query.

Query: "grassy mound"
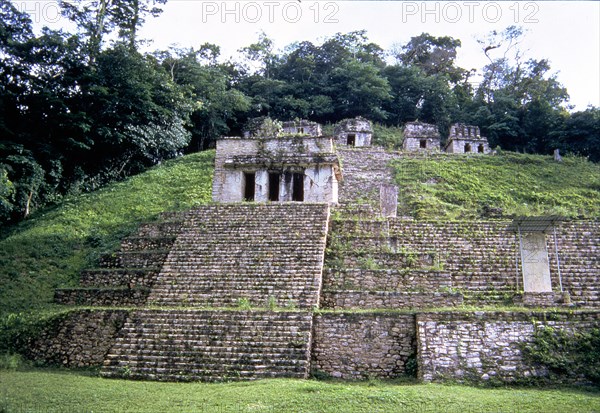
[392,152,600,219]
[0,151,215,315]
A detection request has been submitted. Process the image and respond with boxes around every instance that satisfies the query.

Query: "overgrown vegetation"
[1,370,599,413]
[523,326,600,386]
[2,0,598,225]
[0,151,214,315]
[391,152,600,219]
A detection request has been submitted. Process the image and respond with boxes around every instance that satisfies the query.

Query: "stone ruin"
[401,121,491,154]
[402,121,441,152]
[334,116,373,147]
[444,123,491,154]
[282,119,322,136]
[212,118,341,204]
[24,115,600,386]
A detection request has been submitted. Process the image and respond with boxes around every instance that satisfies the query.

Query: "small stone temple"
[444,123,491,154]
[212,118,342,204]
[402,121,441,152]
[334,117,373,147]
[282,119,322,136]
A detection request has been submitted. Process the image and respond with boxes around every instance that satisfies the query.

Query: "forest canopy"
[1,0,598,225]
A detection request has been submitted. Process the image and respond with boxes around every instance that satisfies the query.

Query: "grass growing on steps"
[1,369,599,413]
[0,151,215,315]
[391,152,600,219]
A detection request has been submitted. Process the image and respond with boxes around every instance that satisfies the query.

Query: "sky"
[19,0,600,111]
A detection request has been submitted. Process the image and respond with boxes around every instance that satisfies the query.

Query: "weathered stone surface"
[402,121,441,152]
[212,135,340,203]
[148,204,330,309]
[312,313,416,379]
[520,232,552,292]
[26,310,129,368]
[334,117,373,147]
[444,123,490,154]
[416,311,600,384]
[101,310,313,382]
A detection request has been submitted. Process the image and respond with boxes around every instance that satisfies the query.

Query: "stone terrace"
[54,211,188,307]
[322,216,600,309]
[101,310,313,381]
[337,147,396,206]
[148,203,330,309]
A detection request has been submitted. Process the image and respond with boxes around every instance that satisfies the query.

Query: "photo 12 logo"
[400,1,540,24]
[201,1,340,24]
[14,1,63,24]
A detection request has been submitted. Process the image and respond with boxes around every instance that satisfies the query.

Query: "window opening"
[243,172,255,201]
[269,173,280,202]
[420,139,427,149]
[347,134,356,146]
[292,172,304,202]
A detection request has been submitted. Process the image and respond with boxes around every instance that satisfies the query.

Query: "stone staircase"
[54,212,188,307]
[551,220,600,307]
[321,216,521,309]
[95,203,330,381]
[337,147,397,206]
[101,310,313,381]
[147,203,330,309]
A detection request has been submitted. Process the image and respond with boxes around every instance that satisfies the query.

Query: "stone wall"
[402,122,441,152]
[326,218,600,308]
[444,138,490,154]
[312,313,416,379]
[334,117,373,147]
[416,311,600,383]
[336,147,397,206]
[321,291,463,310]
[26,310,129,367]
[282,120,322,136]
[212,136,339,203]
[54,287,150,306]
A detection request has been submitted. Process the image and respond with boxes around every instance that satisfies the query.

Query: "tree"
[0,165,14,221]
[394,33,465,81]
[157,46,250,150]
[473,26,570,152]
[329,59,391,121]
[59,0,167,60]
[552,107,600,162]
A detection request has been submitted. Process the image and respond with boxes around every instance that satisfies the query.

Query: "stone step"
[101,309,313,381]
[54,287,150,306]
[321,290,464,309]
[120,236,178,252]
[80,268,160,288]
[99,251,170,269]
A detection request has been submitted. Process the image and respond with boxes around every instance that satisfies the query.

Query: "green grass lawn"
[0,151,215,315]
[392,152,600,219]
[1,369,599,413]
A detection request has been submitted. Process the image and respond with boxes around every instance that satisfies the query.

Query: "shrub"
[523,326,600,386]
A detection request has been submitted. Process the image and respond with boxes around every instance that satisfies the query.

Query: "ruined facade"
[402,121,441,152]
[212,120,341,204]
[444,123,491,154]
[334,117,373,147]
[282,119,322,136]
[25,115,600,386]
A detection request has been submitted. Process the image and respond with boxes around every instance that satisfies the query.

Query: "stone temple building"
[444,123,491,154]
[212,118,342,204]
[334,117,373,147]
[282,119,322,136]
[402,121,441,152]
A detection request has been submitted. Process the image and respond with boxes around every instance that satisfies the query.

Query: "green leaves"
[524,326,600,386]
